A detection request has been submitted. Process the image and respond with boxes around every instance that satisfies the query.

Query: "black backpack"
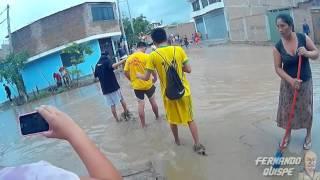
[155,47,185,100]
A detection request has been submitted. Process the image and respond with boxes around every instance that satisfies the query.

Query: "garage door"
[267,9,292,43]
[203,8,228,40]
[195,17,206,40]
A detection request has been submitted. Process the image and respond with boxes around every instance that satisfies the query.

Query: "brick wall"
[11,2,121,57]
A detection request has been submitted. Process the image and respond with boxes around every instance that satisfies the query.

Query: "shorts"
[104,89,123,107]
[134,85,156,100]
[164,95,193,126]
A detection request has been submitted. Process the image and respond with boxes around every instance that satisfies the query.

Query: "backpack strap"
[154,46,183,77]
[154,46,176,67]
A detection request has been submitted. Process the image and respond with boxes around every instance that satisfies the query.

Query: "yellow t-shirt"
[146,46,191,98]
[124,51,153,90]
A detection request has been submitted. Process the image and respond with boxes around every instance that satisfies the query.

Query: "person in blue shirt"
[303,19,310,36]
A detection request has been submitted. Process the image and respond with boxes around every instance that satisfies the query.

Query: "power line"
[0,7,7,17]
[0,18,6,26]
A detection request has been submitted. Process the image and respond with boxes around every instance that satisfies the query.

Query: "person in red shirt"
[53,72,62,87]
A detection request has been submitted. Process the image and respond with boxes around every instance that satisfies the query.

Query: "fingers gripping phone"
[19,112,49,135]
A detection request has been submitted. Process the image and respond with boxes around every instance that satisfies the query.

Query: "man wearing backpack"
[137,28,206,155]
[124,42,159,128]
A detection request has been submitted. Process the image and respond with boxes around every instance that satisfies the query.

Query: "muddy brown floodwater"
[0,44,319,180]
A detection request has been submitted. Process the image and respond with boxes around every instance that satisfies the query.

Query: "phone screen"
[19,112,49,135]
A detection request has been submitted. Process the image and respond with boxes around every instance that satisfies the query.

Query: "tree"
[123,14,152,46]
[62,43,93,85]
[0,52,29,101]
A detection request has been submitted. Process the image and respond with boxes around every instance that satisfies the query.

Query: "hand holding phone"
[19,105,122,180]
[35,105,82,140]
[19,105,82,140]
[19,112,49,135]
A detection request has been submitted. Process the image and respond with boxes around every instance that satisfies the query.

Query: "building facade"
[190,0,320,43]
[0,1,122,103]
[164,22,196,40]
[190,0,228,40]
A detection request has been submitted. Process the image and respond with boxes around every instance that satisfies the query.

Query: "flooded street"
[1,44,320,180]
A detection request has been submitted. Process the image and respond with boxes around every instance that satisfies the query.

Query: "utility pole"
[126,0,135,34]
[116,0,129,57]
[7,4,13,53]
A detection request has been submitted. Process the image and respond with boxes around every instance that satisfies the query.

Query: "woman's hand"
[37,105,82,141]
[297,47,310,58]
[289,78,303,90]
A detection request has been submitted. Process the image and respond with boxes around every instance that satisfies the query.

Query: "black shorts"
[134,85,156,100]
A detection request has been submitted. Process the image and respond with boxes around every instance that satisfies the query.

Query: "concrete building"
[190,0,228,41]
[164,22,196,40]
[151,21,163,29]
[0,1,122,103]
[189,0,320,44]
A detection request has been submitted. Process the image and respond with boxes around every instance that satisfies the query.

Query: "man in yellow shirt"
[124,42,159,128]
[137,28,206,155]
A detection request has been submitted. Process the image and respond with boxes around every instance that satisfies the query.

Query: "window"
[201,0,208,8]
[209,0,221,4]
[60,53,80,68]
[192,0,200,11]
[91,5,115,21]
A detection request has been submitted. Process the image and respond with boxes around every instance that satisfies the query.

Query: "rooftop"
[12,1,116,35]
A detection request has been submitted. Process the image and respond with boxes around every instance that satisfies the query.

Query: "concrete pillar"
[243,17,248,41]
[202,16,209,39]
[223,7,231,40]
[265,14,271,41]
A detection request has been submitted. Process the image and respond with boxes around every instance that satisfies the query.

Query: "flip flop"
[125,111,133,121]
[303,137,312,150]
[193,144,207,156]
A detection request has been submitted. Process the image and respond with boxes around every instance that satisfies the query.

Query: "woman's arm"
[297,36,319,60]
[38,106,122,180]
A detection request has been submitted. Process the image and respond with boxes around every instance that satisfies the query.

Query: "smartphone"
[19,112,49,135]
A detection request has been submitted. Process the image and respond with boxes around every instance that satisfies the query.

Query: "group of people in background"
[53,67,71,89]
[94,28,206,155]
[166,33,199,49]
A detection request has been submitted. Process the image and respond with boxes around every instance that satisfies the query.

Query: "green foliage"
[62,43,93,65]
[0,52,29,97]
[123,14,152,46]
[69,68,82,80]
[62,43,92,85]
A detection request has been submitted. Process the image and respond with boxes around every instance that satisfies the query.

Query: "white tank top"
[0,161,79,180]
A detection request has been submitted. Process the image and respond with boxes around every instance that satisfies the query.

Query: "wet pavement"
[0,44,320,180]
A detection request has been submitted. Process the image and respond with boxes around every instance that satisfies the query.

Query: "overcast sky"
[0,0,192,43]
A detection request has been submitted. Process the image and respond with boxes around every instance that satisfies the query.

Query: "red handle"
[280,55,302,151]
[297,55,302,80]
